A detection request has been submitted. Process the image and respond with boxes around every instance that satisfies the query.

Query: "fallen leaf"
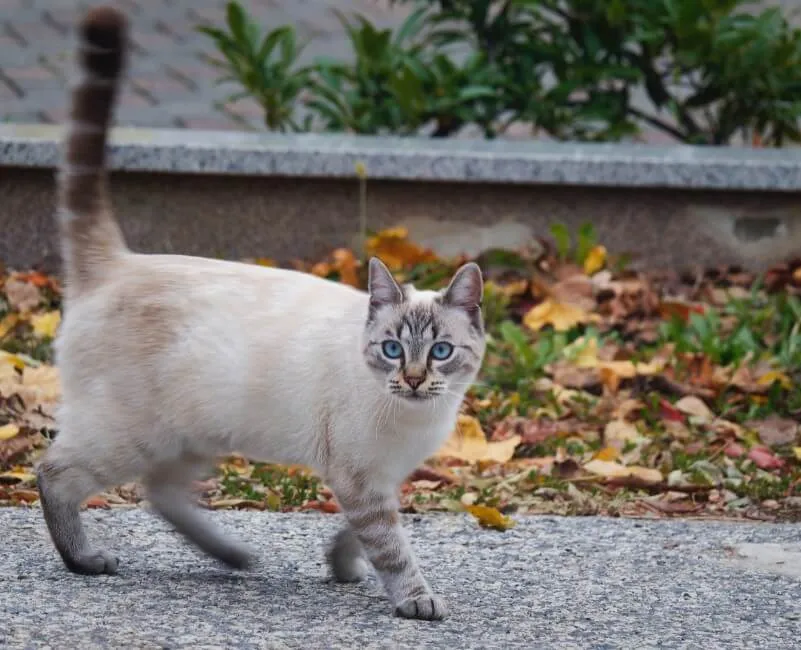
[658,300,706,323]
[583,245,607,275]
[794,447,801,461]
[604,420,640,446]
[755,371,792,391]
[465,504,516,531]
[0,314,19,338]
[583,459,663,486]
[594,446,619,461]
[0,468,36,484]
[434,414,521,464]
[365,227,437,271]
[0,423,20,440]
[674,396,713,422]
[523,298,590,332]
[747,446,785,470]
[30,310,61,339]
[746,416,798,448]
[3,277,41,313]
[659,399,686,422]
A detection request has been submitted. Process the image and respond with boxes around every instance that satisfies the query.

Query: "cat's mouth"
[401,391,437,401]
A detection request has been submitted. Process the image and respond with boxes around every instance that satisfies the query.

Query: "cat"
[36,5,486,621]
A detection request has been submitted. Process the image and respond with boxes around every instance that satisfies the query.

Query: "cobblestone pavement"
[0,0,797,134]
[0,0,408,130]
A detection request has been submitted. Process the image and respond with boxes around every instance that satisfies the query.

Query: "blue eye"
[381,340,404,359]
[430,342,454,361]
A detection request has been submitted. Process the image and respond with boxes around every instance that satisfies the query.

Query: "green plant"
[390,0,801,145]
[197,2,312,131]
[549,221,599,264]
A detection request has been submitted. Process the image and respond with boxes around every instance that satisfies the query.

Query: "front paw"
[394,595,447,620]
[65,549,119,575]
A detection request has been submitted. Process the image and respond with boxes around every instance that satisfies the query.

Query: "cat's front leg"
[329,480,446,620]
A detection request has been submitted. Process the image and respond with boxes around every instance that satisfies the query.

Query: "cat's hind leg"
[144,461,255,570]
[37,443,120,575]
[326,526,369,583]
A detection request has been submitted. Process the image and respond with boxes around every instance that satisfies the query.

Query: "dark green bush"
[199,0,801,145]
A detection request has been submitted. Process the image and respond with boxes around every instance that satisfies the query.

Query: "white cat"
[36,6,486,621]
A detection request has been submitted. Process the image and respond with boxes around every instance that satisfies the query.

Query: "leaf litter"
[3,228,801,527]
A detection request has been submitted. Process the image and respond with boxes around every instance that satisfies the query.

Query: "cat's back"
[57,251,368,373]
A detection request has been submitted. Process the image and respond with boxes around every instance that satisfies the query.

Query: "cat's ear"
[368,257,404,309]
[442,262,483,326]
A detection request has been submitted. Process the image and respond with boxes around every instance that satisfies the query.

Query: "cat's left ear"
[442,262,483,327]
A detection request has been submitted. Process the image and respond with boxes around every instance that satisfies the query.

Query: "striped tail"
[57,6,129,296]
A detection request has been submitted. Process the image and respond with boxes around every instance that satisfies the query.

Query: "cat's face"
[363,258,485,403]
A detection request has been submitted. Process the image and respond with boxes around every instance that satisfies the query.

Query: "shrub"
[199,0,801,145]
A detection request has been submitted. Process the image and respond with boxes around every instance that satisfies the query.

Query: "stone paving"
[0,0,408,130]
[0,0,797,135]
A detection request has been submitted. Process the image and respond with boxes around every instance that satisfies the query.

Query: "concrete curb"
[1,123,800,191]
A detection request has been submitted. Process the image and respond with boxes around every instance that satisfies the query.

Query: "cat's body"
[37,6,485,621]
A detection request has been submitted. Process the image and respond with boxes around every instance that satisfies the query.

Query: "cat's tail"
[57,5,129,296]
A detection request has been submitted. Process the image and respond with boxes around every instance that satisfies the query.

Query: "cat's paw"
[327,528,368,582]
[394,595,447,621]
[65,549,119,576]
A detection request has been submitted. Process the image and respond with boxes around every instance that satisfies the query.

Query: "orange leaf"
[365,227,437,271]
[465,505,516,531]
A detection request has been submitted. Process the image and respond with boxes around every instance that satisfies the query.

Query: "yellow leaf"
[365,227,437,271]
[434,414,521,464]
[583,245,607,275]
[523,298,590,332]
[569,336,664,378]
[0,350,26,371]
[465,504,516,531]
[756,370,792,391]
[355,161,367,180]
[30,310,61,339]
[583,459,663,485]
[0,423,20,441]
[0,469,36,483]
[794,447,801,461]
[594,446,619,461]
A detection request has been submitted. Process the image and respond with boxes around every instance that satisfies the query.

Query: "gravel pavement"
[1,508,801,649]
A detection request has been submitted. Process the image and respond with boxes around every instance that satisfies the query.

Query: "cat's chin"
[391,392,439,403]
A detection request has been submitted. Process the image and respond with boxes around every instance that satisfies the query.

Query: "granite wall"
[2,166,800,273]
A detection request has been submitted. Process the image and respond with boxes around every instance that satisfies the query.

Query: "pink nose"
[404,374,425,390]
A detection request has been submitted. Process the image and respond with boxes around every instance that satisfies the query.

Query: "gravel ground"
[1,508,800,649]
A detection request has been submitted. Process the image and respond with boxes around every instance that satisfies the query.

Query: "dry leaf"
[465,504,516,531]
[583,245,607,275]
[30,310,61,339]
[603,420,641,451]
[674,396,713,422]
[746,416,799,448]
[0,423,20,441]
[3,277,41,313]
[583,459,663,486]
[0,314,19,338]
[0,468,36,484]
[435,414,521,464]
[755,370,792,391]
[594,446,619,461]
[523,299,590,332]
[365,227,437,271]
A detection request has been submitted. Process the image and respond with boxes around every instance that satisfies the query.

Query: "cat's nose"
[404,373,426,390]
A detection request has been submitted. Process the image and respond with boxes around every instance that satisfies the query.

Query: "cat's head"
[362,257,486,403]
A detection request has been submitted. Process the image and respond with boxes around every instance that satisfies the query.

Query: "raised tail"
[57,5,129,296]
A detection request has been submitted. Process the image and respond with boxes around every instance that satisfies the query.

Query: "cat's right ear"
[368,257,403,310]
